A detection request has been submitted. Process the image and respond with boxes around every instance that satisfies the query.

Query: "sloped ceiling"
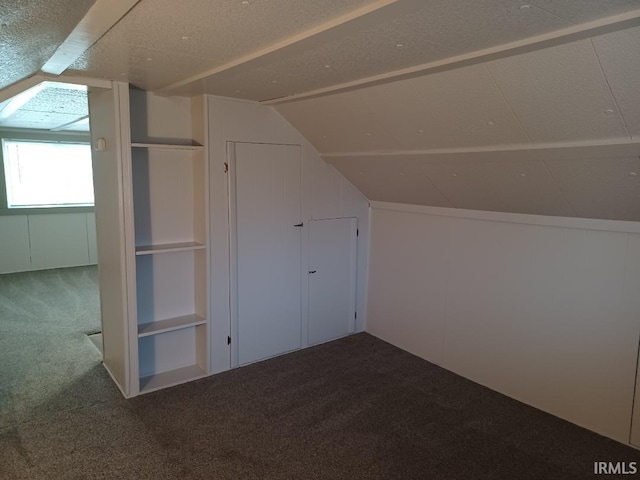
[64,0,640,100]
[276,27,640,221]
[1,0,639,220]
[0,0,96,90]
[275,31,640,150]
[67,0,376,91]
[274,26,640,221]
[0,82,89,131]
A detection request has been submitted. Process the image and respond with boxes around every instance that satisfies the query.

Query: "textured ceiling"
[0,0,96,90]
[275,30,639,152]
[63,0,640,99]
[67,0,375,90]
[0,82,88,131]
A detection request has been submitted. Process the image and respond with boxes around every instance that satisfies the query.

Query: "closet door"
[233,142,302,365]
[308,218,357,345]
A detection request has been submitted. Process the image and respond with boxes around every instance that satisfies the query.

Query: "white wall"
[208,96,370,374]
[366,202,640,445]
[0,212,97,274]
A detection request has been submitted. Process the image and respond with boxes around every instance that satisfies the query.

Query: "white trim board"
[371,201,640,234]
[323,139,640,162]
[42,0,141,75]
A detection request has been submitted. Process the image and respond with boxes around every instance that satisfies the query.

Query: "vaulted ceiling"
[1,0,639,220]
[0,82,89,131]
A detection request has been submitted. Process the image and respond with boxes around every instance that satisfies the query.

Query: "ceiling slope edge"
[264,8,640,106]
[325,141,640,222]
[0,73,112,106]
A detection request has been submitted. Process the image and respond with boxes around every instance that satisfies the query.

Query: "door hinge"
[355,312,357,319]
[227,336,231,345]
[357,228,359,237]
[224,162,229,173]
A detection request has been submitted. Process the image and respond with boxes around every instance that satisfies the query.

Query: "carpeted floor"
[0,266,121,430]
[2,267,640,479]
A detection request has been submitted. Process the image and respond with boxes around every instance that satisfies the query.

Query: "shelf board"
[139,364,207,394]
[131,141,203,151]
[138,314,206,338]
[135,242,206,255]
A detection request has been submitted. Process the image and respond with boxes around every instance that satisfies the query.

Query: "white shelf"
[135,242,206,255]
[139,364,207,394]
[131,142,203,151]
[138,314,206,337]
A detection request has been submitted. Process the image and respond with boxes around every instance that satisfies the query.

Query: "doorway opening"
[0,80,113,427]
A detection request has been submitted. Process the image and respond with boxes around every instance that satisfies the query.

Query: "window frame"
[0,129,94,216]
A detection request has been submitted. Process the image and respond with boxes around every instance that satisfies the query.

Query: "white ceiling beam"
[322,139,640,163]
[41,0,141,76]
[40,73,112,89]
[157,0,422,96]
[266,8,640,105]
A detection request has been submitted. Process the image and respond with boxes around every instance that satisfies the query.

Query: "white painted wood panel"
[0,215,31,274]
[135,251,197,324]
[131,148,196,246]
[367,209,449,365]
[234,142,302,365]
[138,327,197,378]
[129,89,193,142]
[307,218,357,346]
[29,213,91,270]
[88,84,134,396]
[0,212,98,274]
[86,212,98,264]
[367,205,640,444]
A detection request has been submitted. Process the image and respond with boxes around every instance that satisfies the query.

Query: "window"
[2,139,94,208]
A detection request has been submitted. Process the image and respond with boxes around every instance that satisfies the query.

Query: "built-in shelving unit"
[90,85,211,398]
[128,90,210,395]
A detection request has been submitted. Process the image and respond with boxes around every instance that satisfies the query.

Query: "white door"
[233,142,302,365]
[308,218,357,346]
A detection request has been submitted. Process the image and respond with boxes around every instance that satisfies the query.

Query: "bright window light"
[2,140,94,208]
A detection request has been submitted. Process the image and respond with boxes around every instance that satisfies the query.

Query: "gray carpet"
[0,266,121,430]
[2,267,640,479]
